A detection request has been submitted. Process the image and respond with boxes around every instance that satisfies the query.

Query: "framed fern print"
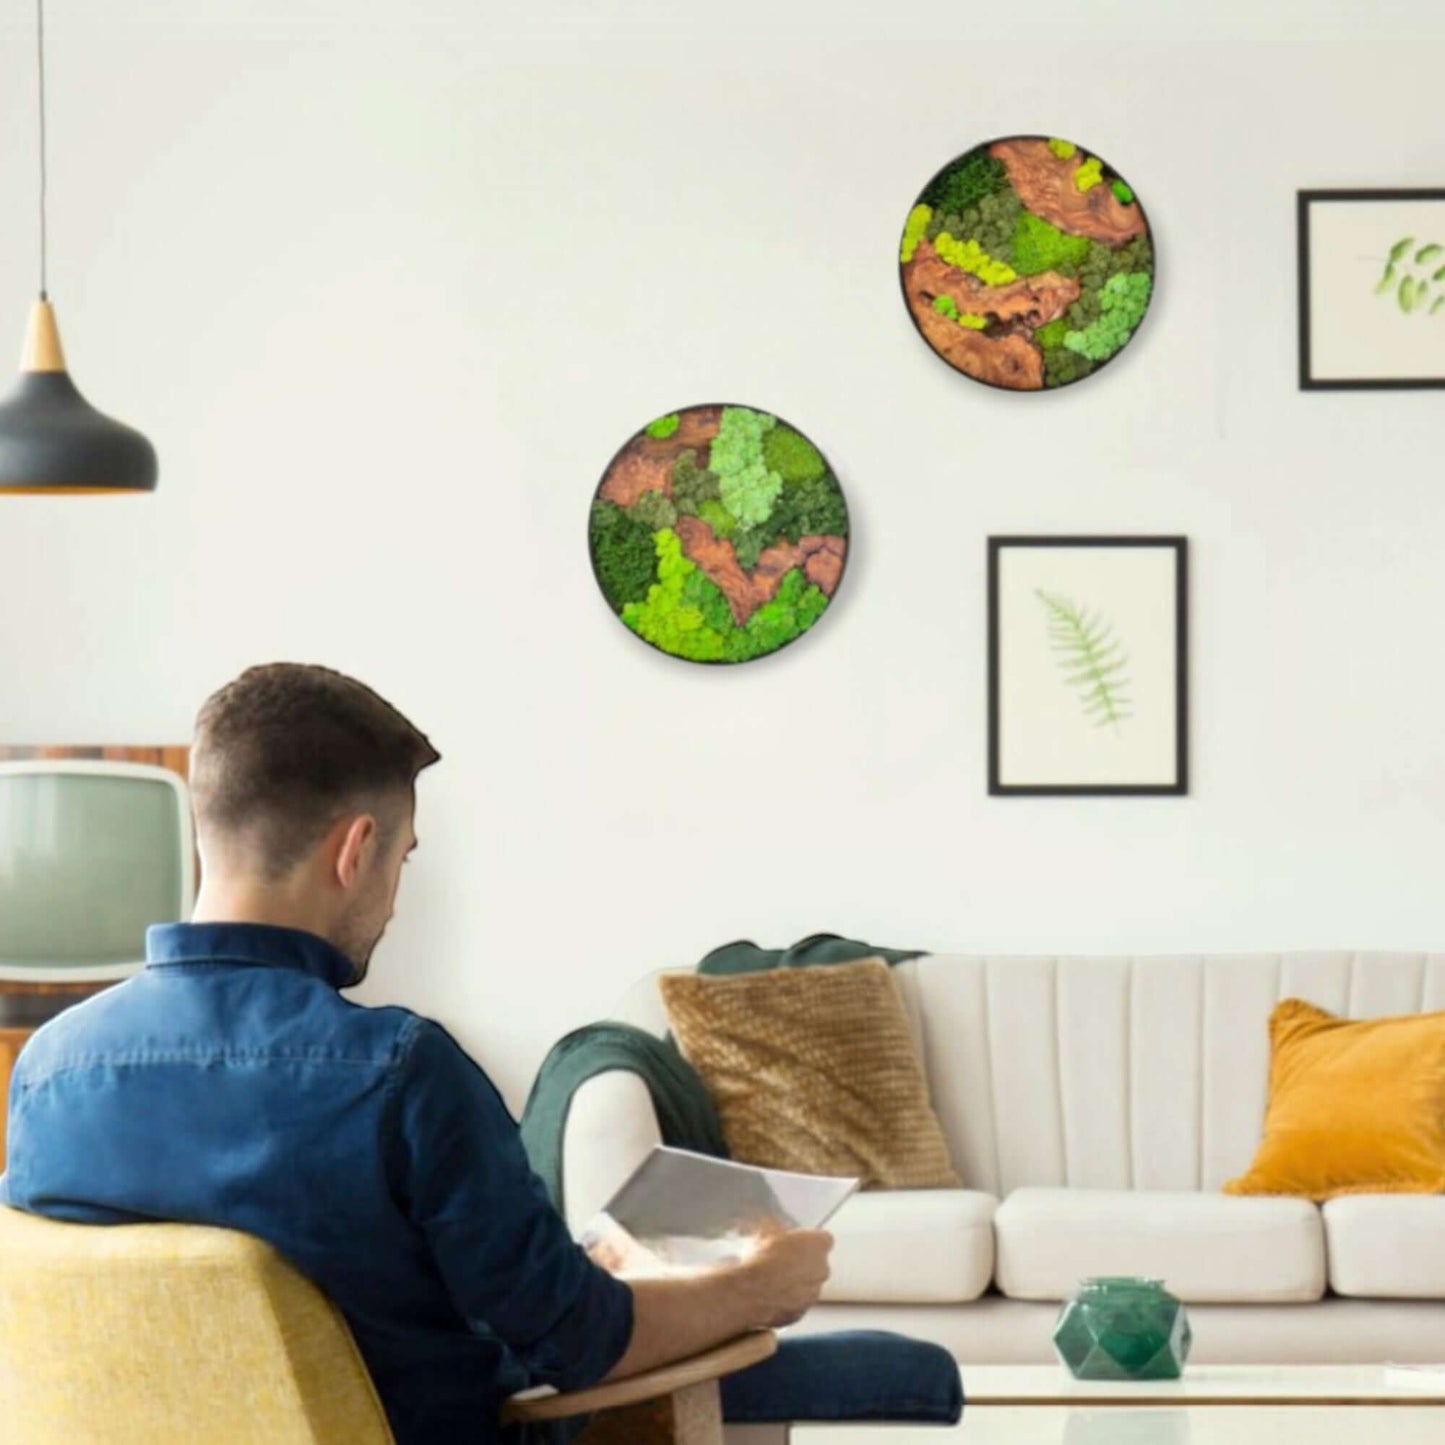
[988,536,1188,795]
[1299,190,1445,389]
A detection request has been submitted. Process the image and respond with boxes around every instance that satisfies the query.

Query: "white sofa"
[563,952,1445,1369]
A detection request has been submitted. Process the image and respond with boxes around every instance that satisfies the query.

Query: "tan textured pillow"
[659,958,960,1189]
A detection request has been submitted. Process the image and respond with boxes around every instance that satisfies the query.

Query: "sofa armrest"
[561,1067,664,1237]
[502,1329,775,1425]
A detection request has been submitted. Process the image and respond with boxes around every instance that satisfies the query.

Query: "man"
[1,664,959,1443]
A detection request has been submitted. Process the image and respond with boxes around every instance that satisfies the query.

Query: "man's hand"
[601,1226,834,1381]
[738,1227,833,1328]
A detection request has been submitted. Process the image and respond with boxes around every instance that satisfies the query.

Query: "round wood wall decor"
[589,404,849,664]
[899,135,1155,391]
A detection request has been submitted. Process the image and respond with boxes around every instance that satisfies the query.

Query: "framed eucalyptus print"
[1299,190,1445,389]
[989,536,1188,796]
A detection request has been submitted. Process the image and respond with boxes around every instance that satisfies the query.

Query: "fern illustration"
[1035,589,1132,729]
[1373,237,1445,315]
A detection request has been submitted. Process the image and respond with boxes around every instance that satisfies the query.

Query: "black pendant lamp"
[0,0,156,495]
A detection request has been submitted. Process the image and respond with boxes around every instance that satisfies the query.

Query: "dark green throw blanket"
[518,933,923,1216]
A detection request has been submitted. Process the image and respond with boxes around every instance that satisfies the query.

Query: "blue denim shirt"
[0,922,634,1444]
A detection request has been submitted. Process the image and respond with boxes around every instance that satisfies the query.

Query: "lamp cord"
[37,0,48,301]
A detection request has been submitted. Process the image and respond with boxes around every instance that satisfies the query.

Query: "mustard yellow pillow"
[1224,998,1445,1201]
[659,958,960,1189]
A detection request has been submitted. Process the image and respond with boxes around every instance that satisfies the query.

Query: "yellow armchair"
[0,1206,774,1445]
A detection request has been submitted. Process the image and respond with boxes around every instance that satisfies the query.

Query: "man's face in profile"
[333,800,417,984]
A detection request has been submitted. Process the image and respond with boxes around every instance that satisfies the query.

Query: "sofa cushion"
[1224,999,1445,1201]
[994,1188,1326,1303]
[1324,1195,1445,1298]
[659,959,960,1189]
[821,1188,997,1303]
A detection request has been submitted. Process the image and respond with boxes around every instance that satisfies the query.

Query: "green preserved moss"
[630,489,677,532]
[934,232,1017,287]
[723,568,830,663]
[1047,138,1077,160]
[1011,210,1092,276]
[696,498,737,537]
[712,406,782,528]
[1111,179,1135,205]
[620,528,728,661]
[958,313,987,330]
[971,190,1024,262]
[1075,156,1104,192]
[762,425,826,483]
[670,449,720,515]
[923,149,1008,216]
[770,471,848,543]
[1063,271,1152,361]
[590,500,658,613]
[1034,317,1069,348]
[1043,345,1095,387]
[933,294,960,319]
[900,203,932,263]
[644,413,680,439]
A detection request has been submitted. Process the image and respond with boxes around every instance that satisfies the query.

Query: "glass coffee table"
[793,1365,1445,1443]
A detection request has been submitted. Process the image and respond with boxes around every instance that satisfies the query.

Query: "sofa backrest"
[612,952,1445,1195]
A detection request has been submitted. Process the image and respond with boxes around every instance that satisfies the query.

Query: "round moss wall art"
[899,135,1155,391]
[589,404,849,664]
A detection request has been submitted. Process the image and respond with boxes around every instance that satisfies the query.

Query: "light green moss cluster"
[900,204,932,263]
[644,413,680,439]
[1111,179,1135,205]
[1064,271,1152,361]
[1047,138,1077,159]
[1075,156,1104,192]
[621,527,728,662]
[934,232,1017,287]
[932,293,987,330]
[711,406,782,529]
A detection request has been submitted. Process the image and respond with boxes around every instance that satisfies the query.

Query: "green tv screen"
[0,770,188,971]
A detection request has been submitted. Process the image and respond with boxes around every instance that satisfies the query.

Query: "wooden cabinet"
[0,1027,27,1170]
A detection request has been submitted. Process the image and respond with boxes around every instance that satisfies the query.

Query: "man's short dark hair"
[190,663,440,876]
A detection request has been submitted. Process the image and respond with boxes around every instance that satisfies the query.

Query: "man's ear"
[334,813,378,890]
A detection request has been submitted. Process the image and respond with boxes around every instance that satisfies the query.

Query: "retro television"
[0,759,195,984]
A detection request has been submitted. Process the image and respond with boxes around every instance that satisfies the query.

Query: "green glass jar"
[1052,1276,1192,1381]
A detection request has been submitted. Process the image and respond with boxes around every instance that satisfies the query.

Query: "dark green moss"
[923,149,1009,216]
[590,501,658,612]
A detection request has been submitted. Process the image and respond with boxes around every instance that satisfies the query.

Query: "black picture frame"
[988,535,1189,797]
[1298,189,1445,390]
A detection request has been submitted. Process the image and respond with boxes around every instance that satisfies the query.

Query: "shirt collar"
[145,921,359,990]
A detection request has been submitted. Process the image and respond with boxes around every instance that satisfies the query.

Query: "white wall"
[2,0,1444,1110]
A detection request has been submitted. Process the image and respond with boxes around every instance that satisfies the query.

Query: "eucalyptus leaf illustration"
[1374,237,1445,316]
[1035,590,1132,729]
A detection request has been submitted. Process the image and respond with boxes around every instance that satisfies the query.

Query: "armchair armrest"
[561,1067,664,1236]
[502,1329,776,1424]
